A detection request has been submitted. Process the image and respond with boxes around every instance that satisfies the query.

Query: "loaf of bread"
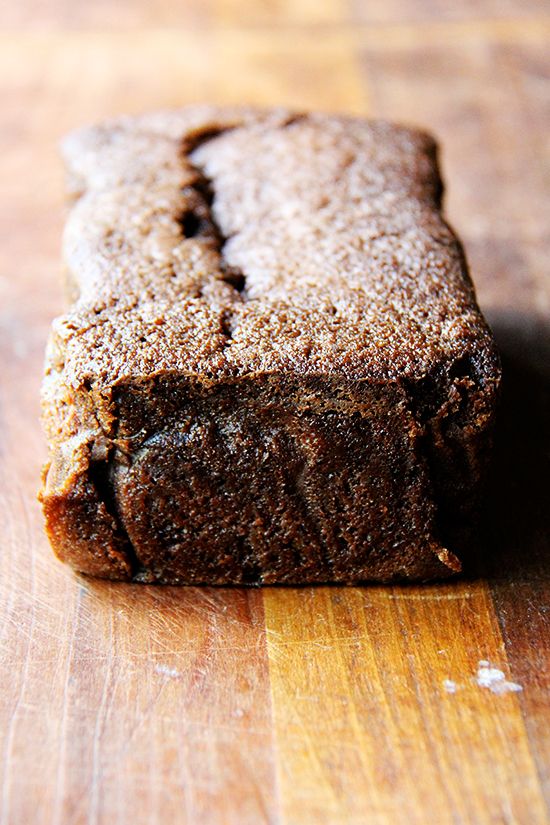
[39,106,500,583]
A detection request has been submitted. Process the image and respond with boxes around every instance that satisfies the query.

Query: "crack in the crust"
[401,354,477,427]
[179,127,247,308]
[88,458,147,580]
[177,115,310,336]
[400,355,482,572]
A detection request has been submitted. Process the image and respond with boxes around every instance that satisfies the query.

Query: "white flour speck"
[475,661,522,695]
[443,679,458,693]
[154,664,181,679]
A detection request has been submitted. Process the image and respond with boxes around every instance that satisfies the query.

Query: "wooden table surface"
[1,1,549,823]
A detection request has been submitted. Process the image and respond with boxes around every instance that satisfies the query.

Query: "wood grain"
[0,1,549,823]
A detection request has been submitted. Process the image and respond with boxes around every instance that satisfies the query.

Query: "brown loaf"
[39,105,500,583]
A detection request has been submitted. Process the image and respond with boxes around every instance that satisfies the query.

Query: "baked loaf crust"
[39,106,500,583]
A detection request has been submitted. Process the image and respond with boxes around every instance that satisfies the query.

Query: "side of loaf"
[39,105,501,583]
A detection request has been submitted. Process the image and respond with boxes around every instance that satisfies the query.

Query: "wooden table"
[1,1,549,822]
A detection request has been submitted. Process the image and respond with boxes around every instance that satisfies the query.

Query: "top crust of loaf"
[47,105,499,401]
